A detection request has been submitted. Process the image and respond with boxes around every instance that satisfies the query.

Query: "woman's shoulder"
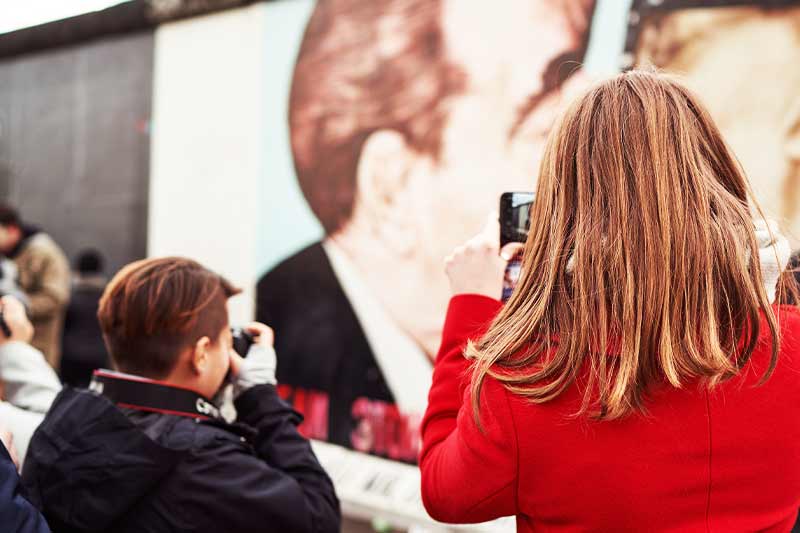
[742,305,800,382]
[776,304,800,323]
[772,304,800,347]
[775,304,800,356]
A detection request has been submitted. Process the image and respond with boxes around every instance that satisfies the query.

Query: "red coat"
[420,294,800,532]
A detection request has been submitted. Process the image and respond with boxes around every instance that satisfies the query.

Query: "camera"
[231,327,255,357]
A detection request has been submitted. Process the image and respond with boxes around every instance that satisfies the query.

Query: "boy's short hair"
[97,257,240,378]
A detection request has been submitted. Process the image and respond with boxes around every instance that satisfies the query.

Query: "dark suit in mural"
[257,242,394,450]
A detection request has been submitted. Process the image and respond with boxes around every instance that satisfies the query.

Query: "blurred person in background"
[0,295,61,467]
[60,249,109,388]
[257,0,596,451]
[420,71,800,531]
[23,257,339,533]
[0,295,57,532]
[0,204,70,369]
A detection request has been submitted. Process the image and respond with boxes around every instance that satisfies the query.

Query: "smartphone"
[500,192,534,301]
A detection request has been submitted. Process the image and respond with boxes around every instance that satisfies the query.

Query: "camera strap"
[90,369,221,420]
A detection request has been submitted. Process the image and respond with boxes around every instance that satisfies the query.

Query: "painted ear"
[355,129,419,255]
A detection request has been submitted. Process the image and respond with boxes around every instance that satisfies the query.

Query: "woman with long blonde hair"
[420,70,799,531]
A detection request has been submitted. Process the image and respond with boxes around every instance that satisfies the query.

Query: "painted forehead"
[441,1,592,99]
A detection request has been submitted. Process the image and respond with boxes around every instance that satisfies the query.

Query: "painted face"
[372,0,593,354]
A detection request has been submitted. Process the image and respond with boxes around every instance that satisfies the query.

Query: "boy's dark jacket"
[21,384,340,533]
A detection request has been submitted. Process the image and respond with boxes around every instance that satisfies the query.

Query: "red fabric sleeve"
[419,294,519,524]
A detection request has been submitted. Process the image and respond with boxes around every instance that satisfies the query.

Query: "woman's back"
[510,305,800,532]
[422,297,800,532]
[420,70,800,532]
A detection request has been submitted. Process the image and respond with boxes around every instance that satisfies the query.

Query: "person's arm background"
[0,297,61,467]
[21,246,70,321]
[0,260,30,309]
[0,342,61,414]
[0,404,45,468]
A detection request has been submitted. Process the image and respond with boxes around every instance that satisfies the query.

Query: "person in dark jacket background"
[22,257,340,533]
[60,249,109,387]
[0,441,50,533]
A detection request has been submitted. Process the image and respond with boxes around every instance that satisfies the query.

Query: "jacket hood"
[22,388,184,531]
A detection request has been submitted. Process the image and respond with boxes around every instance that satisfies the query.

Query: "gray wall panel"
[0,31,153,275]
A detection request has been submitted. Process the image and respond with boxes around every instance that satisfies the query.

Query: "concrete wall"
[0,31,153,275]
[148,3,267,323]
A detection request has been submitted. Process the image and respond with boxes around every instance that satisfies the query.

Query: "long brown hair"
[468,70,791,421]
